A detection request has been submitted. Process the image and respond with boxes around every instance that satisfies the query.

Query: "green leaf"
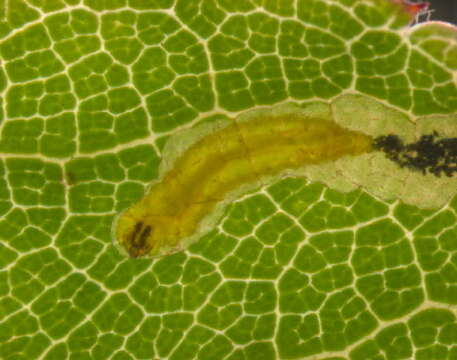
[1,1,457,359]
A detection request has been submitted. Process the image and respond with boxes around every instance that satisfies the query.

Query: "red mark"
[392,0,431,22]
[404,1,430,16]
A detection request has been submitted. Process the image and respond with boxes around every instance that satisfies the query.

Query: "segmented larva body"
[115,108,373,258]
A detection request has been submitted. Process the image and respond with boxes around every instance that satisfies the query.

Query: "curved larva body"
[115,109,373,258]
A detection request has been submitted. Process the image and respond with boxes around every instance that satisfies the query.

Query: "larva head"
[115,202,180,258]
[115,208,153,258]
[117,221,153,258]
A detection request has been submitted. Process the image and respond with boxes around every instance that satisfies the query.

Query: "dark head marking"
[137,225,152,248]
[129,222,143,243]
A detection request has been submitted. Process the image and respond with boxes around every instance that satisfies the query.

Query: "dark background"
[424,0,457,24]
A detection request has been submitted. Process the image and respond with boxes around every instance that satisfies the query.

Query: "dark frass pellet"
[374,132,457,177]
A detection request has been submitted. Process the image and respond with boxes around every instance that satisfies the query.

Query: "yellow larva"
[114,105,374,258]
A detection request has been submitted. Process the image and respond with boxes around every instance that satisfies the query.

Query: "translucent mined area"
[115,103,373,257]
